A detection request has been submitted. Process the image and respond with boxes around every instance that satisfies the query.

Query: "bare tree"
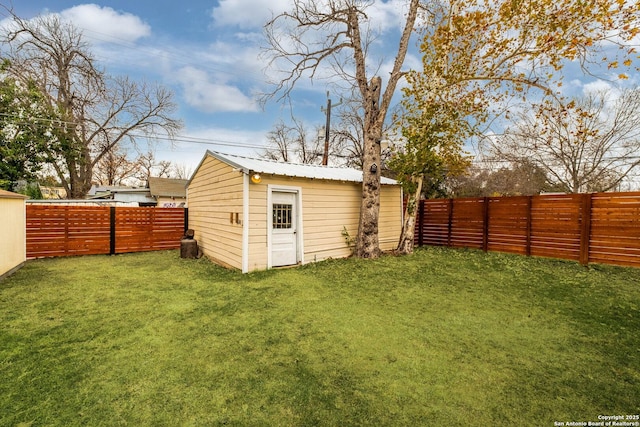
[263,118,323,164]
[262,0,420,258]
[2,12,182,198]
[489,88,640,193]
[171,163,193,180]
[93,145,138,186]
[135,149,173,183]
[331,92,365,168]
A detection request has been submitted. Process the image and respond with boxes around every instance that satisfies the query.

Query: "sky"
[5,0,639,177]
[6,0,422,174]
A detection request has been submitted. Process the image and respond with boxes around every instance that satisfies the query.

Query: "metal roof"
[201,151,398,185]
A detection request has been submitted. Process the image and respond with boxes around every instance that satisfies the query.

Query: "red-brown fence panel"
[114,208,185,254]
[26,205,186,258]
[420,199,451,246]
[530,194,583,262]
[450,198,485,249]
[487,196,530,255]
[589,192,640,267]
[414,191,640,268]
[26,205,111,258]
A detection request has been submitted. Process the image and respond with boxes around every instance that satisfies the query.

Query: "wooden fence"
[414,192,640,268]
[26,205,187,259]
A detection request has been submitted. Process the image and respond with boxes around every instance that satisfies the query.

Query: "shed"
[0,189,28,279]
[187,151,403,273]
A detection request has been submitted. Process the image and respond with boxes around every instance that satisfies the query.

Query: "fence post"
[482,197,490,252]
[418,200,424,247]
[447,198,454,247]
[110,206,116,255]
[184,208,189,233]
[526,196,532,257]
[579,193,593,266]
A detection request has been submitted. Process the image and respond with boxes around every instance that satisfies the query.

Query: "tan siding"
[247,183,269,270]
[188,156,244,270]
[0,195,26,277]
[254,176,402,268]
[379,186,404,250]
[189,154,402,272]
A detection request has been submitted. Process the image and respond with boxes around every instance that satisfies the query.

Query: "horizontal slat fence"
[26,205,186,258]
[414,192,640,268]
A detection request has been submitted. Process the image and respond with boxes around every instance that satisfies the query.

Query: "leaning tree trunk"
[355,77,383,259]
[396,176,423,254]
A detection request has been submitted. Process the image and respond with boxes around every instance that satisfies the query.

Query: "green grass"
[1,248,638,426]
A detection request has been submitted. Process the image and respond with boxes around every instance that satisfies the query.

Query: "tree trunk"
[355,77,383,258]
[396,176,423,254]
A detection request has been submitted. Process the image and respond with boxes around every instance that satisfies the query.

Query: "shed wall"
[187,156,244,270]
[246,175,402,271]
[0,194,27,278]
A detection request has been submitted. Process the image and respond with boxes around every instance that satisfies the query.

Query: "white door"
[271,191,298,267]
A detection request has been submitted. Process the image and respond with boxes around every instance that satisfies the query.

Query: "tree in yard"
[1,12,182,198]
[392,0,639,254]
[488,88,640,193]
[390,98,472,254]
[0,68,56,191]
[262,0,421,258]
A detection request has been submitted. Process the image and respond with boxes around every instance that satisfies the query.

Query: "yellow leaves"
[619,73,629,80]
[609,61,619,69]
[624,59,633,67]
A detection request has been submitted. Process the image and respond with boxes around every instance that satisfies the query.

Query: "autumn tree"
[262,0,421,258]
[393,0,639,253]
[489,88,640,193]
[390,99,472,254]
[1,12,182,198]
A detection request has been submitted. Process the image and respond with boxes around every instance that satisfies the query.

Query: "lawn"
[1,248,638,426]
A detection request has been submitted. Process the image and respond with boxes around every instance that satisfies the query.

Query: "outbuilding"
[0,189,28,279]
[187,151,403,273]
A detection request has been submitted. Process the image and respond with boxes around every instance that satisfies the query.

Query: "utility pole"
[321,92,342,166]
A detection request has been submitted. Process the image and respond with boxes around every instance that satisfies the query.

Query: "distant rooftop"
[147,177,188,198]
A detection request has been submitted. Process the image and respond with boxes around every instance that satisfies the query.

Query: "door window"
[273,204,293,229]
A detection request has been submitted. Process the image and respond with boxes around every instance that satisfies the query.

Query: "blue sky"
[7,0,422,173]
[6,1,639,174]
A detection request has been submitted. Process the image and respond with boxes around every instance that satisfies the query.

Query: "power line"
[0,112,268,151]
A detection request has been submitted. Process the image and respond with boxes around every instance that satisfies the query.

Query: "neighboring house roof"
[88,187,156,204]
[88,185,137,196]
[0,189,28,199]
[191,150,398,185]
[147,177,188,198]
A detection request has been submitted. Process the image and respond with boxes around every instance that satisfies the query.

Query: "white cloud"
[366,0,413,32]
[212,0,410,33]
[175,66,259,113]
[59,4,151,43]
[582,80,616,96]
[211,0,290,29]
